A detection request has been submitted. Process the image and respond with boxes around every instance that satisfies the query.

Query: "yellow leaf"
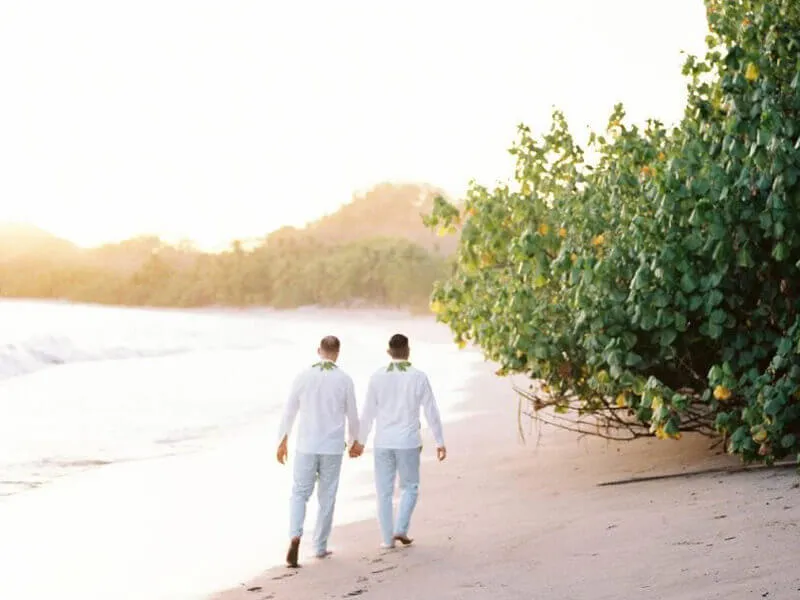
[436,226,448,237]
[430,300,443,314]
[713,385,731,401]
[538,223,550,235]
[753,428,768,443]
[521,182,531,195]
[658,152,666,161]
[591,234,605,247]
[745,62,759,82]
[570,253,578,263]
[615,393,626,408]
[558,227,567,238]
[456,338,467,350]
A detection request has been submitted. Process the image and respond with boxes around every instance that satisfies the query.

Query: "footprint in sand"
[344,590,366,597]
[370,565,397,575]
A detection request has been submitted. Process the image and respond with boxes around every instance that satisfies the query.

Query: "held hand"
[349,441,364,458]
[436,446,447,462]
[276,438,288,465]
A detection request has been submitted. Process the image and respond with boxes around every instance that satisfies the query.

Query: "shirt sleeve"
[277,373,303,444]
[419,374,445,447]
[358,375,379,445]
[345,375,359,444]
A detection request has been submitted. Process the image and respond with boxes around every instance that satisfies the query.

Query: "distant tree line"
[0,183,452,311]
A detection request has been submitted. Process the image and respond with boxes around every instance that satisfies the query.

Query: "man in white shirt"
[351,333,446,549]
[276,335,359,568]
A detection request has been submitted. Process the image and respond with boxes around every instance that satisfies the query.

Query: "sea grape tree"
[425,0,800,464]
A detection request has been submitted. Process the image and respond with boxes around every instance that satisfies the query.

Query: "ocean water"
[0,300,481,600]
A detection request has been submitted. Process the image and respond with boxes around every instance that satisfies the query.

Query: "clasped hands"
[277,438,446,463]
[348,441,364,458]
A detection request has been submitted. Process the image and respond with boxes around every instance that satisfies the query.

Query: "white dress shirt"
[277,360,359,455]
[358,361,445,450]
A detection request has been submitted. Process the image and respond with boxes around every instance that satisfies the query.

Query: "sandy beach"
[212,362,800,600]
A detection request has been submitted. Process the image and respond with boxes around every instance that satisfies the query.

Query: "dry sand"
[212,363,800,600]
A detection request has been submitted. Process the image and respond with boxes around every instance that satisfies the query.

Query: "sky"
[0,0,708,249]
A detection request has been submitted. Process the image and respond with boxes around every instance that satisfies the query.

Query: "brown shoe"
[286,537,301,568]
[393,534,413,546]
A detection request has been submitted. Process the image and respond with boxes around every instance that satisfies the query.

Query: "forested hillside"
[0,183,451,310]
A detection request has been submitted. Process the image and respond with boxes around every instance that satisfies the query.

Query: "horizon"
[0,0,708,250]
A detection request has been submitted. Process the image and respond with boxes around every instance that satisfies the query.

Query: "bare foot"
[315,550,333,559]
[286,537,301,568]
[393,534,414,546]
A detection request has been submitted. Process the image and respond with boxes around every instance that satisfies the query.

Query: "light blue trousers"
[289,452,343,554]
[374,447,421,546]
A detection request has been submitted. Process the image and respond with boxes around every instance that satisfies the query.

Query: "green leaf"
[781,434,797,449]
[737,247,754,268]
[772,242,788,262]
[764,396,785,417]
[680,273,698,294]
[626,352,643,367]
[710,309,727,324]
[705,289,724,311]
[660,329,678,346]
[622,332,637,350]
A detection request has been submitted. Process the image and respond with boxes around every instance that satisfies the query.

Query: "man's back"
[361,361,444,450]
[278,361,358,455]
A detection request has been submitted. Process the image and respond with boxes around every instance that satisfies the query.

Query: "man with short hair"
[351,333,446,549]
[277,335,359,568]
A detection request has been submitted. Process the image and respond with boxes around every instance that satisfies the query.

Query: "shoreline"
[211,362,800,600]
